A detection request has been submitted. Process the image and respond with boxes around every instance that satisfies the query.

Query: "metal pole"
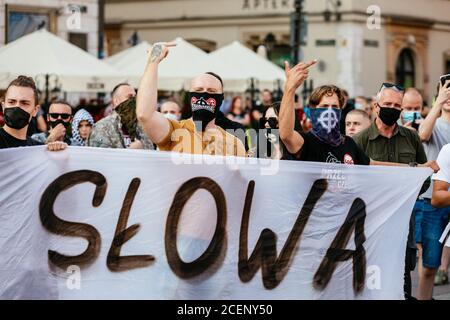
[250,78,256,106]
[291,0,304,65]
[97,0,106,106]
[45,74,50,111]
[98,0,105,59]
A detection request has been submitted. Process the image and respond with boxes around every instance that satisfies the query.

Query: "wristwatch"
[409,162,418,167]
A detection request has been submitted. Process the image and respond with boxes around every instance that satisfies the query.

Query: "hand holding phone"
[440,74,450,88]
[436,75,450,106]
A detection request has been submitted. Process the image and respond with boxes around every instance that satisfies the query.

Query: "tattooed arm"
[136,42,176,144]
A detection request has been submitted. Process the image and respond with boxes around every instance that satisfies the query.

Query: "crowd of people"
[0,42,450,300]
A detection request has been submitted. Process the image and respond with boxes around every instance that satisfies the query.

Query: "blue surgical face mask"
[163,113,180,121]
[309,107,342,147]
[403,111,421,123]
[354,103,364,110]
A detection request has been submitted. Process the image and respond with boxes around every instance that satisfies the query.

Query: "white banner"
[0,147,431,300]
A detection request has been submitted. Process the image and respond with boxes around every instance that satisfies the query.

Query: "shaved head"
[190,73,223,94]
[112,83,136,109]
[402,88,423,112]
[346,109,371,137]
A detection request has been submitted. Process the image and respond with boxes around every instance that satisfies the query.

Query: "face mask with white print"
[189,91,224,131]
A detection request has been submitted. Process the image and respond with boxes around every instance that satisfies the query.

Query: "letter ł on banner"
[0,147,432,299]
[107,178,155,272]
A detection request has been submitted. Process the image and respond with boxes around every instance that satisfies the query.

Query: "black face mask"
[378,105,401,127]
[4,107,31,130]
[50,119,71,130]
[189,92,224,132]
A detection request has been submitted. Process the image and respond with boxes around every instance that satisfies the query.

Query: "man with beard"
[0,75,66,151]
[136,42,245,157]
[31,101,73,145]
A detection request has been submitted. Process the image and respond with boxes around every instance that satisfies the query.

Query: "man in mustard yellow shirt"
[136,42,246,157]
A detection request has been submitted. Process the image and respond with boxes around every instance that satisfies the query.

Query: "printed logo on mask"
[317,109,339,133]
[191,97,217,113]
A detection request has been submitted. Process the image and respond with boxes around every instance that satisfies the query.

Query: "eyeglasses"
[49,113,71,120]
[380,83,405,93]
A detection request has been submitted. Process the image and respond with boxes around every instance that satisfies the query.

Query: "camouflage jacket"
[87,112,154,149]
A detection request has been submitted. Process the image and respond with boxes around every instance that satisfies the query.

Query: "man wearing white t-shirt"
[432,144,450,289]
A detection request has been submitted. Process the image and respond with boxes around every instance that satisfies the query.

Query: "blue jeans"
[414,199,450,269]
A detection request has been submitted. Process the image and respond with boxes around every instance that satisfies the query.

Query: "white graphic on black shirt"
[326,152,341,164]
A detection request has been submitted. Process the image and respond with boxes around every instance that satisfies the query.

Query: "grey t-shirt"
[422,117,450,199]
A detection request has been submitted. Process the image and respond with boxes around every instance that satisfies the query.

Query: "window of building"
[5,5,56,43]
[69,33,88,51]
[395,48,416,88]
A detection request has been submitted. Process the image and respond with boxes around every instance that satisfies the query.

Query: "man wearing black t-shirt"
[1,75,66,151]
[0,127,43,149]
[279,60,439,172]
[279,60,370,165]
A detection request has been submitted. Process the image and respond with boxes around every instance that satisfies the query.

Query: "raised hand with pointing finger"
[284,60,317,93]
[279,59,317,156]
[147,42,177,65]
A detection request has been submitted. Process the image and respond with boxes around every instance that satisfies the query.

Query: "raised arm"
[279,60,316,155]
[136,42,176,144]
[419,79,450,142]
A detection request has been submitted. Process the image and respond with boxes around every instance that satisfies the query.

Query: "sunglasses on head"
[49,113,71,120]
[380,83,405,93]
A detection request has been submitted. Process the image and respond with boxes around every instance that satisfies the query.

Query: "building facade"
[107,0,450,101]
[0,0,100,55]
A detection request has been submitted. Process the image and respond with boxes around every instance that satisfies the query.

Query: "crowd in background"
[1,43,450,300]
